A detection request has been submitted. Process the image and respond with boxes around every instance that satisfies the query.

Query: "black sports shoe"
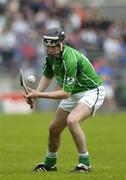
[71,163,92,173]
[33,163,57,172]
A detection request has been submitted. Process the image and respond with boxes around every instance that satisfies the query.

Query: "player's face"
[46,46,61,57]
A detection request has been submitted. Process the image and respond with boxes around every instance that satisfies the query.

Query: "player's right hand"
[26,97,34,109]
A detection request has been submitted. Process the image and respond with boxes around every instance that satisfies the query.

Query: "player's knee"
[67,116,77,129]
[49,123,59,136]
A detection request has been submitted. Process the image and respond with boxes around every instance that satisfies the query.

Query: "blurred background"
[0,0,126,113]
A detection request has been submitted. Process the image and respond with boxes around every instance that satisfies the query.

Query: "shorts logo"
[66,77,75,85]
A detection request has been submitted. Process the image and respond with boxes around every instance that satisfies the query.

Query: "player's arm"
[24,70,71,100]
[26,58,54,105]
[36,57,55,92]
[37,75,53,92]
[24,88,71,100]
[26,75,53,105]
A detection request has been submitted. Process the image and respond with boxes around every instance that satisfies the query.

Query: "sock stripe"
[46,151,58,158]
[78,151,89,157]
[46,155,57,158]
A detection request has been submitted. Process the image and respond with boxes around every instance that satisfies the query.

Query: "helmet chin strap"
[60,42,63,51]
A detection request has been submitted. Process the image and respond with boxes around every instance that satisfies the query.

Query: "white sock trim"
[47,151,58,157]
[78,151,89,157]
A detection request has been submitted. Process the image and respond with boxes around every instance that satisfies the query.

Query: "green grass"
[0,112,126,180]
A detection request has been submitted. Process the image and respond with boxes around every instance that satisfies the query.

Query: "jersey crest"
[66,77,75,85]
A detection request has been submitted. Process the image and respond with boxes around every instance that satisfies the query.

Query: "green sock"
[79,152,91,166]
[44,152,57,168]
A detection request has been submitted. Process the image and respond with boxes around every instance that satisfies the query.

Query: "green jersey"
[43,45,103,94]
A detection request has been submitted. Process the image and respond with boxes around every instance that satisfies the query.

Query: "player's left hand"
[23,87,40,99]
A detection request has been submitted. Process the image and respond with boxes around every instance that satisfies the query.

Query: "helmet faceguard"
[43,28,65,57]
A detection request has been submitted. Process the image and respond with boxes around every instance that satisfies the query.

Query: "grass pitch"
[0,112,126,180]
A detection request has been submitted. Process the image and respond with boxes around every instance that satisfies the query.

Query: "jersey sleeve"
[43,58,54,79]
[62,52,77,93]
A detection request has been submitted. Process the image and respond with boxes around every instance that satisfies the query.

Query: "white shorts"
[58,85,106,116]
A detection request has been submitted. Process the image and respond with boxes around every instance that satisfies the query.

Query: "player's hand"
[24,96,34,109]
[26,97,33,105]
[23,87,39,100]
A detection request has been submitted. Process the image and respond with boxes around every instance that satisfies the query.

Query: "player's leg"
[48,108,69,152]
[67,103,92,171]
[34,108,69,172]
[67,103,91,153]
[68,86,105,172]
